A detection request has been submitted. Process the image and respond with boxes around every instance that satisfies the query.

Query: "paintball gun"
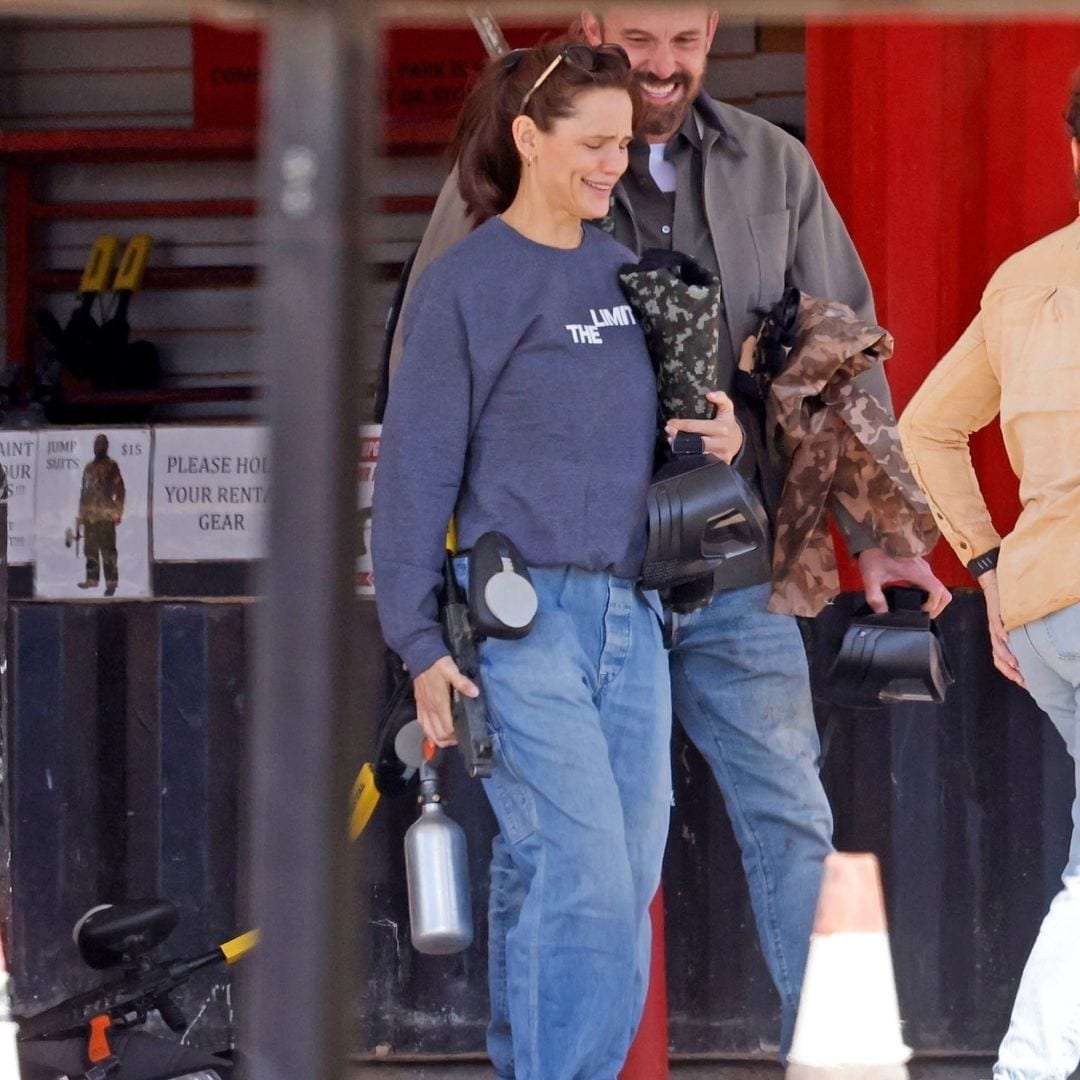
[17,900,257,1044]
[352,532,537,837]
[440,549,493,779]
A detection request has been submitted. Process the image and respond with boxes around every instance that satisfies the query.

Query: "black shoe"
[104,585,117,597]
[77,580,98,589]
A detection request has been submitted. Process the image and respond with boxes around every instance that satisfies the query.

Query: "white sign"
[34,428,151,599]
[0,430,39,565]
[152,426,270,561]
[356,425,380,597]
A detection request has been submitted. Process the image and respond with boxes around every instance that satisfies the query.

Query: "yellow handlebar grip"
[220,929,260,964]
[113,234,153,292]
[349,761,381,841]
[79,235,120,296]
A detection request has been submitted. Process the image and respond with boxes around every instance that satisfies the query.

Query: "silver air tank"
[404,760,473,954]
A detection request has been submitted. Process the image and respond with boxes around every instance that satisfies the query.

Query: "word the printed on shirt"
[565,305,638,345]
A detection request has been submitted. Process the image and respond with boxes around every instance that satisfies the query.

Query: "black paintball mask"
[617,248,772,596]
[640,442,771,593]
[827,586,954,707]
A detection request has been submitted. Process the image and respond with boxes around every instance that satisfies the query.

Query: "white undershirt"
[648,141,677,193]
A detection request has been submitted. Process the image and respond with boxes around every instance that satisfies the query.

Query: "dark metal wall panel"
[817,591,1071,1054]
[159,608,212,920]
[10,605,102,990]
[7,601,251,1052]
[5,590,1074,1059]
[664,590,1073,1058]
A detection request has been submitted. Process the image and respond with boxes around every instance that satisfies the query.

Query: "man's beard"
[632,69,698,139]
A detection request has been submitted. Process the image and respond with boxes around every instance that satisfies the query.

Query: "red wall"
[807,21,1080,585]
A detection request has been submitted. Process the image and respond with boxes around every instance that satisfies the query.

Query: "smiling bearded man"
[385,6,950,1070]
[582,5,718,140]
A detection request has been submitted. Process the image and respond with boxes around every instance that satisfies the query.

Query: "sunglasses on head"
[502,43,631,116]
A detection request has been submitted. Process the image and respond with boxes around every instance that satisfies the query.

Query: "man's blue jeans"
[668,582,834,1056]
[476,566,672,1080]
[995,601,1080,1080]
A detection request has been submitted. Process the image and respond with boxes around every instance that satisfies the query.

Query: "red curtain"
[807,21,1080,586]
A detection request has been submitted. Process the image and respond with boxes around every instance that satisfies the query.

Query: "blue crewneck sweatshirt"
[372,217,657,675]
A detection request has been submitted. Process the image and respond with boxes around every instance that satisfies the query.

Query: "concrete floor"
[348,1058,1003,1078]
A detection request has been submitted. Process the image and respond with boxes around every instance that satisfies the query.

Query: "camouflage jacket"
[748,293,939,617]
[79,456,125,525]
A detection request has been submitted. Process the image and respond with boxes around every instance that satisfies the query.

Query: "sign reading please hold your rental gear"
[152,426,271,561]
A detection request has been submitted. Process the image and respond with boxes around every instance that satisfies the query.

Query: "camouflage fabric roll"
[748,293,940,617]
[619,250,722,421]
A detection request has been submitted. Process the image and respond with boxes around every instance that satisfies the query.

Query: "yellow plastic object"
[113,234,153,292]
[349,761,381,841]
[220,928,260,964]
[78,235,120,295]
[446,519,457,555]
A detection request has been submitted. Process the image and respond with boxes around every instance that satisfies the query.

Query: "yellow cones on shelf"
[786,852,911,1080]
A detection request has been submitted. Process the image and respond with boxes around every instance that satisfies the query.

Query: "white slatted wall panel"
[0,20,193,128]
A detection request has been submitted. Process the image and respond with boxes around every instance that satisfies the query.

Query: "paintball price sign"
[0,430,40,565]
[34,428,152,600]
[356,425,379,598]
[152,426,270,561]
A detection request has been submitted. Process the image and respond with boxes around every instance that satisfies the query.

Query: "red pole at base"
[620,888,669,1079]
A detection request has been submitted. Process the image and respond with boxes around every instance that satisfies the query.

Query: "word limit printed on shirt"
[565,304,638,345]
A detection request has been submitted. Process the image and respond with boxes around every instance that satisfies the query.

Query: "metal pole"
[242,2,372,1077]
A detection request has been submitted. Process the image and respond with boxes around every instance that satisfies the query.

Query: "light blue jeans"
[668,582,835,1057]
[485,580,831,1069]
[474,565,672,1080]
[995,601,1080,1080]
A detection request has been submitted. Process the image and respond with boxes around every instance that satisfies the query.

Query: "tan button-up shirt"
[899,216,1080,632]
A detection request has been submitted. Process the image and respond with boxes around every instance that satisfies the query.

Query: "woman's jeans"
[474,565,672,1080]
[486,578,831,1067]
[995,601,1080,1080]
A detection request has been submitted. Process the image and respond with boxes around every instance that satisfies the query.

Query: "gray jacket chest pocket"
[748,210,791,307]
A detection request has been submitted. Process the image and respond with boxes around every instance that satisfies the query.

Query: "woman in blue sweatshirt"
[372,42,670,1079]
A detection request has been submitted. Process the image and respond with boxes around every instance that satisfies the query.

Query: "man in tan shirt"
[899,75,1080,1080]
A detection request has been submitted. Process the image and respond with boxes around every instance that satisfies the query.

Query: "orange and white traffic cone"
[786,853,911,1080]
[0,931,22,1079]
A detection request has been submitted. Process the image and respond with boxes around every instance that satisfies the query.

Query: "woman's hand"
[412,655,481,748]
[665,390,744,464]
[979,569,1025,687]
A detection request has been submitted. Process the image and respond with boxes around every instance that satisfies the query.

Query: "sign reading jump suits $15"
[34,428,152,599]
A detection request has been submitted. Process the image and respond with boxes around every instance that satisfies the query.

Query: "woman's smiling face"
[529,86,634,224]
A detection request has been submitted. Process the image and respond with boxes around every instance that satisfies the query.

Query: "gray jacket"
[387,95,892,551]
[617,94,876,363]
